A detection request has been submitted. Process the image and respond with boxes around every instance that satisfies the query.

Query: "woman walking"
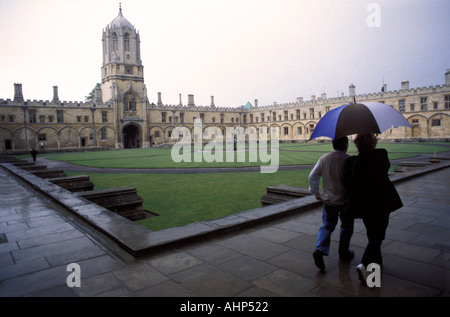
[345,134,403,285]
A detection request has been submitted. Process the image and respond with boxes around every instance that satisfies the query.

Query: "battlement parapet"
[250,83,450,110]
[352,84,449,101]
[256,96,351,110]
[3,78,449,113]
[149,104,246,112]
[0,98,109,108]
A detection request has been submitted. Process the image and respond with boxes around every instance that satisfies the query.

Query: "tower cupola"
[109,4,134,31]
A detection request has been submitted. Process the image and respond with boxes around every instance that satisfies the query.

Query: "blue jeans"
[315,203,354,256]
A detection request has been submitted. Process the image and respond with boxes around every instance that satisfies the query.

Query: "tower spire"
[119,2,122,14]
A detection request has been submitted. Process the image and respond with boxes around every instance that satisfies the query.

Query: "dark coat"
[344,148,403,218]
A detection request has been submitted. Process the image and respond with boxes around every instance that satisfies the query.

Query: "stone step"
[77,187,149,221]
[19,165,48,171]
[429,156,450,160]
[395,161,433,172]
[0,156,25,163]
[398,161,431,166]
[261,185,311,206]
[48,175,94,192]
[11,161,36,167]
[31,169,67,179]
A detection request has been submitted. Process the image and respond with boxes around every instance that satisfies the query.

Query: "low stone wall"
[3,155,151,222]
[1,154,449,257]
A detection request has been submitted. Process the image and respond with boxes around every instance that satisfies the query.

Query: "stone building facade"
[1,7,449,152]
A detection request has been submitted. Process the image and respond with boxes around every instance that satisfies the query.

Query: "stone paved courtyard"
[0,159,449,299]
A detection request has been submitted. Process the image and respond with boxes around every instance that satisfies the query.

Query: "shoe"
[339,250,355,262]
[313,250,326,271]
[356,264,367,285]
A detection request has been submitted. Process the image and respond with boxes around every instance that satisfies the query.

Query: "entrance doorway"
[4,139,12,150]
[123,124,141,148]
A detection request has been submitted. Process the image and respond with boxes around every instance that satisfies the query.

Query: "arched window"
[124,33,130,51]
[112,33,118,51]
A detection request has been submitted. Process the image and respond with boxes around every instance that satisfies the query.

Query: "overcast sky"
[0,0,449,107]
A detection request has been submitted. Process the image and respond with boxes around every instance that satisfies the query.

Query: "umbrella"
[309,102,413,140]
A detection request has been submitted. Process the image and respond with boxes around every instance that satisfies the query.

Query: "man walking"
[31,148,38,162]
[308,136,354,271]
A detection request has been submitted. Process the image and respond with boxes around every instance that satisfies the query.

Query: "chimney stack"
[14,83,24,102]
[157,92,163,106]
[210,96,215,107]
[349,84,356,97]
[446,69,450,86]
[94,86,102,103]
[53,86,59,102]
[188,94,195,107]
[401,80,409,90]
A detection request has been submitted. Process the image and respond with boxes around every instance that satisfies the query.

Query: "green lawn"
[50,142,448,231]
[66,169,311,231]
[48,142,448,169]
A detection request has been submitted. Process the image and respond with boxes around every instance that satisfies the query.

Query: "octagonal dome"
[109,6,134,30]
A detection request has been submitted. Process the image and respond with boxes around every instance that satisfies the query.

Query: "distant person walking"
[309,136,354,271]
[344,134,403,285]
[31,148,37,162]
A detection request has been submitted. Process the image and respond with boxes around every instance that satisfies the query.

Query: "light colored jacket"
[308,150,349,206]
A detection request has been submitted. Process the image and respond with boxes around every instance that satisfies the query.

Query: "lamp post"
[172,109,176,128]
[172,109,176,142]
[269,109,273,145]
[91,107,97,147]
[22,106,28,151]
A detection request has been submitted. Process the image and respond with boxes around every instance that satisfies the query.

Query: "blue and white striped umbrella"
[309,102,412,140]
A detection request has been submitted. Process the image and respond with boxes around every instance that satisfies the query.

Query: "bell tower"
[101,4,146,102]
[101,4,149,148]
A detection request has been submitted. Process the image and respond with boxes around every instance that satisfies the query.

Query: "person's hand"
[315,194,322,201]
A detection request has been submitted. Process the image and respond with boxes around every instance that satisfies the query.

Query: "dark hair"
[332,136,348,151]
[354,134,378,152]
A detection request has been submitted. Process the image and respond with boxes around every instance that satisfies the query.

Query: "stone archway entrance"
[123,124,141,148]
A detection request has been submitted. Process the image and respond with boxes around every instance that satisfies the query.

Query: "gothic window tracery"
[124,33,130,51]
[124,95,136,112]
[112,33,118,51]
